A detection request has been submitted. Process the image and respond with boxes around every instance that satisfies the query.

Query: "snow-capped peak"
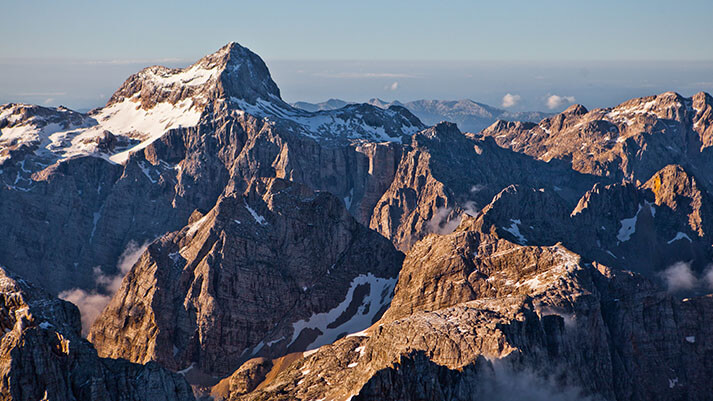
[107,42,283,112]
[1,42,425,174]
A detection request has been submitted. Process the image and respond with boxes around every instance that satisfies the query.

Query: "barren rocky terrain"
[1,42,712,400]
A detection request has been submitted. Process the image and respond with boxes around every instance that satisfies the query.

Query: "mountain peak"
[563,104,588,115]
[201,42,282,102]
[107,42,282,111]
[415,121,462,142]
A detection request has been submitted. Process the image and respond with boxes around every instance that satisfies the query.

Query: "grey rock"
[89,178,403,381]
[0,266,194,401]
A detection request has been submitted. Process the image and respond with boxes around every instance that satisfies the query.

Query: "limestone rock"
[369,122,598,251]
[0,266,194,401]
[480,91,713,189]
[89,178,403,381]
[233,223,713,401]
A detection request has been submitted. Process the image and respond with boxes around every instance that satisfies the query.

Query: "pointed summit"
[563,104,588,115]
[107,42,282,110]
[199,42,282,103]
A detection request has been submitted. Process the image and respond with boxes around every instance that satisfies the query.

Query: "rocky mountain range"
[293,98,552,133]
[1,41,713,400]
[0,266,194,400]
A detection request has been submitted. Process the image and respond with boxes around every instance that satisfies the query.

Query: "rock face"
[480,91,713,189]
[222,357,273,396]
[470,164,713,277]
[108,42,282,111]
[89,178,403,381]
[0,266,194,401]
[4,40,713,401]
[0,42,422,295]
[369,121,598,251]
[232,220,713,401]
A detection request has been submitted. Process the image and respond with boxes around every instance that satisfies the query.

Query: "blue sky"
[2,1,712,110]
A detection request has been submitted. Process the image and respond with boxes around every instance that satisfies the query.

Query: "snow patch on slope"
[100,97,202,164]
[230,96,419,143]
[146,64,220,87]
[244,200,268,225]
[503,219,527,245]
[1,97,203,167]
[288,273,397,351]
[667,232,692,244]
[617,205,642,243]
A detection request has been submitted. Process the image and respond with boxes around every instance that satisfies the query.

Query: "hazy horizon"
[2,0,712,113]
[1,56,711,113]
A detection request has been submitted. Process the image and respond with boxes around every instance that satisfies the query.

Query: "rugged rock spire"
[89,178,403,381]
[107,42,283,111]
[0,266,194,400]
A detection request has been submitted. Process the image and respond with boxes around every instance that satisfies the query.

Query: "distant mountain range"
[3,41,713,401]
[293,98,552,133]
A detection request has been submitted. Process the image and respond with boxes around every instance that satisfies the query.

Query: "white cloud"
[470,184,486,193]
[463,201,479,217]
[654,262,713,293]
[386,81,399,91]
[59,289,112,336]
[659,262,697,292]
[546,95,576,110]
[426,207,461,235]
[483,362,594,401]
[703,265,713,289]
[59,240,150,335]
[502,93,521,108]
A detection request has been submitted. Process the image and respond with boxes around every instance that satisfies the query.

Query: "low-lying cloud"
[658,262,713,293]
[479,360,598,401]
[546,94,576,109]
[386,81,399,91]
[463,200,480,217]
[427,201,482,234]
[470,184,486,193]
[59,240,150,335]
[426,207,462,235]
[501,93,521,108]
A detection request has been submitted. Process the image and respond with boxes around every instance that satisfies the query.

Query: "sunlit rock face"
[89,178,403,382]
[0,266,194,401]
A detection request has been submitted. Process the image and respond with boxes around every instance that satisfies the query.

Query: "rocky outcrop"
[108,42,283,111]
[0,266,194,401]
[481,91,713,189]
[642,164,713,238]
[471,165,713,278]
[369,122,599,251]
[0,42,422,296]
[89,178,403,381]
[691,92,713,150]
[233,220,713,401]
[210,357,274,400]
